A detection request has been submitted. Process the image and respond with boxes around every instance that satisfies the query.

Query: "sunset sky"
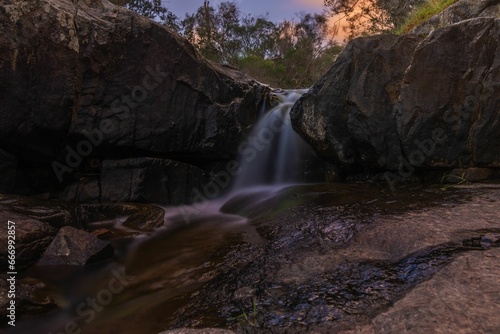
[164,0,326,22]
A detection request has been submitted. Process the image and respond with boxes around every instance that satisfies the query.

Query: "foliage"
[110,0,344,89]
[180,2,343,88]
[394,0,458,34]
[324,0,426,39]
[109,0,180,30]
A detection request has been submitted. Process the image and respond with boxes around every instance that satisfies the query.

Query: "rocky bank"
[0,0,270,203]
[291,0,500,182]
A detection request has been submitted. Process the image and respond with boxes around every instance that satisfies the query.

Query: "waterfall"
[232,89,308,190]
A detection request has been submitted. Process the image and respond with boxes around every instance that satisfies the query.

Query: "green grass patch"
[394,0,458,35]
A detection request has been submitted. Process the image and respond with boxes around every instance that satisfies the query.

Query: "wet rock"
[91,228,113,239]
[411,0,500,34]
[0,194,85,229]
[0,275,57,325]
[0,0,269,197]
[100,158,207,205]
[291,18,500,178]
[445,167,493,183]
[159,330,236,334]
[122,205,165,231]
[169,184,500,333]
[37,226,114,266]
[0,211,57,271]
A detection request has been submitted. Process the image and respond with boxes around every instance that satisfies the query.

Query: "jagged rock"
[411,0,500,35]
[291,18,500,178]
[100,158,207,205]
[37,226,114,266]
[0,0,269,197]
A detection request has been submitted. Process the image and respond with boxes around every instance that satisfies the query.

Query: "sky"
[163,0,326,22]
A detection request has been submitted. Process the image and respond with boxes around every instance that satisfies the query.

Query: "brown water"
[7,182,500,334]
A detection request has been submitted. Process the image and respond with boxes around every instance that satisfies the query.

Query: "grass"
[394,0,458,35]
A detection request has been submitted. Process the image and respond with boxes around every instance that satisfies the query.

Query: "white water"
[232,89,308,190]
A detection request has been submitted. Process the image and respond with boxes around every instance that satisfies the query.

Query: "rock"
[0,211,58,271]
[0,194,85,229]
[0,193,95,270]
[0,275,57,325]
[291,18,500,178]
[291,34,423,173]
[91,228,113,239]
[445,167,493,183]
[0,148,16,193]
[61,178,101,203]
[411,0,500,35]
[100,158,207,205]
[122,204,165,231]
[0,0,268,197]
[37,226,114,266]
[159,330,236,334]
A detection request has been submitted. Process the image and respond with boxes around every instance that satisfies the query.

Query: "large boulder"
[291,17,500,179]
[0,0,269,198]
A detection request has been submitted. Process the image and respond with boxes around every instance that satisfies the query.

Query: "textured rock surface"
[0,276,57,325]
[0,0,269,199]
[37,226,114,266]
[411,0,500,34]
[100,158,207,205]
[291,18,500,177]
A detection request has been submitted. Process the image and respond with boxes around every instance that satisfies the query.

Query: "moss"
[394,0,458,35]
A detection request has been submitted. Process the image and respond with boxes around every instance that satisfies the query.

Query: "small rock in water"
[37,226,114,266]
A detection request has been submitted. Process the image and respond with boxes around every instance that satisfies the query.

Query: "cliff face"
[291,14,500,180]
[0,0,269,201]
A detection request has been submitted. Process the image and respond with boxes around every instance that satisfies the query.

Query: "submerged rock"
[291,17,500,179]
[37,226,114,266]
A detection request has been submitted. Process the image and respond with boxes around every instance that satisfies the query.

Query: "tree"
[109,0,179,31]
[324,0,425,39]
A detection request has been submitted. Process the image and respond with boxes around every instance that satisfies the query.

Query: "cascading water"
[9,89,314,334]
[232,89,308,190]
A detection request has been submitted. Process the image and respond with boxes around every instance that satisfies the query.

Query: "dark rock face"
[37,226,114,266]
[0,0,269,200]
[100,158,207,204]
[291,18,500,177]
[0,149,16,193]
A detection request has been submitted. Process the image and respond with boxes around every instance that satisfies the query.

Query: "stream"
[6,90,500,334]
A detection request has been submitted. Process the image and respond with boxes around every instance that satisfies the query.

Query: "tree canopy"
[325,0,426,39]
[110,0,344,89]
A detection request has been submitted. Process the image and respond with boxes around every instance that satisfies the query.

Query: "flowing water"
[9,89,314,333]
[232,89,308,189]
[11,90,499,334]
